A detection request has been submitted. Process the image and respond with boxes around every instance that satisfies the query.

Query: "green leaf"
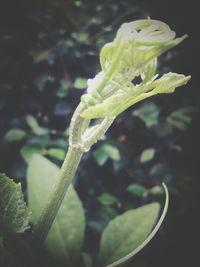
[57,80,70,98]
[26,115,49,135]
[171,106,199,117]
[93,144,120,166]
[127,184,147,197]
[74,77,87,89]
[101,206,118,220]
[133,102,159,127]
[31,49,49,63]
[44,148,65,161]
[98,203,160,266]
[140,148,155,163]
[98,184,169,267]
[27,155,85,265]
[4,129,26,142]
[97,193,118,205]
[46,186,85,266]
[149,186,164,196]
[20,144,43,163]
[101,144,120,161]
[93,149,109,166]
[167,106,198,131]
[0,173,30,233]
[167,116,187,131]
[72,32,90,44]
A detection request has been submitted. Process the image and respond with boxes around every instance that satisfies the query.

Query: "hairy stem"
[31,146,84,244]
[30,84,115,245]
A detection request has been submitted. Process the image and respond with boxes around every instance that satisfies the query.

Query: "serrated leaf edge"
[0,173,31,233]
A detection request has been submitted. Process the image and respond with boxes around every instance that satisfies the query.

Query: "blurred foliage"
[0,0,199,267]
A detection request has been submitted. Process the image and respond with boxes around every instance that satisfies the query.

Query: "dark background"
[146,1,199,267]
[0,0,199,266]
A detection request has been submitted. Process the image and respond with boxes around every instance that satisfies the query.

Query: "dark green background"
[0,1,199,266]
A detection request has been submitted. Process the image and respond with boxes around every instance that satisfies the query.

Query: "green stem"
[30,39,123,245]
[31,146,84,244]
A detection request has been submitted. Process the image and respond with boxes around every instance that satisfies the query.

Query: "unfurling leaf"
[100,19,187,79]
[152,72,190,94]
[80,72,190,120]
[80,19,190,120]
